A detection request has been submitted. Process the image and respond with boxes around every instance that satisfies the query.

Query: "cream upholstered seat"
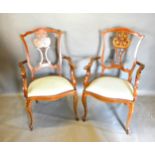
[28,76,74,97]
[86,76,134,100]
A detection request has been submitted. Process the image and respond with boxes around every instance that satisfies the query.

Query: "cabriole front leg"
[73,92,79,121]
[126,102,135,134]
[82,92,88,121]
[26,99,33,130]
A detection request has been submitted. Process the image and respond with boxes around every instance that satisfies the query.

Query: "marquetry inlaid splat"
[111,32,131,64]
[112,32,131,49]
[33,29,51,66]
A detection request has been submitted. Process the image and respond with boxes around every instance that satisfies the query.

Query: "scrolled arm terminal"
[84,56,101,86]
[133,61,145,101]
[63,56,77,89]
[18,60,28,98]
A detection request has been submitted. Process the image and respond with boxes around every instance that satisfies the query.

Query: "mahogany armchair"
[18,27,78,130]
[82,27,145,134]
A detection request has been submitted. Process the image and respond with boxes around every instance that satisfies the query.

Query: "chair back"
[100,27,144,78]
[21,27,63,79]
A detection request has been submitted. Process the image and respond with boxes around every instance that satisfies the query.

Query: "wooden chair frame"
[82,27,145,134]
[18,27,78,130]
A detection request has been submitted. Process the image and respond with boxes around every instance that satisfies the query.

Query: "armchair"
[19,27,78,130]
[82,27,145,134]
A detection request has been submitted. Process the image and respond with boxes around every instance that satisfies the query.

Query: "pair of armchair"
[19,27,145,134]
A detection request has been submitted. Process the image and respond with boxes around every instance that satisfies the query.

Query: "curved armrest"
[133,61,145,100]
[18,60,28,98]
[84,56,101,71]
[84,56,101,86]
[63,56,77,89]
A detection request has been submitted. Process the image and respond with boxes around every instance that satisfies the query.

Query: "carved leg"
[26,99,33,130]
[126,102,135,134]
[82,92,87,121]
[73,92,79,121]
[36,100,38,104]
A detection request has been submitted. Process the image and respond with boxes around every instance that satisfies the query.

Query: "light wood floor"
[0,94,155,141]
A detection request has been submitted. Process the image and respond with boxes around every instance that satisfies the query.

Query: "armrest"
[18,60,28,98]
[63,56,77,89]
[84,56,101,86]
[132,61,145,100]
[84,56,101,71]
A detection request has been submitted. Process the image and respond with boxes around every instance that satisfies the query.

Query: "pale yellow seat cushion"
[28,76,74,97]
[86,76,134,100]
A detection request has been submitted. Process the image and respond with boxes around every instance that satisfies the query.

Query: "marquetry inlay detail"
[112,32,131,49]
[33,29,51,65]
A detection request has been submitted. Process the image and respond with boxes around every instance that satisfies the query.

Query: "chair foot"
[29,125,33,131]
[82,116,86,122]
[75,117,79,121]
[126,128,130,134]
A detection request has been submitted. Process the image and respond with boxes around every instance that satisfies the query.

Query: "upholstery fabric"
[28,76,74,97]
[86,76,134,100]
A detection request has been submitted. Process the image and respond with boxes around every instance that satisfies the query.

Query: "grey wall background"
[0,13,155,95]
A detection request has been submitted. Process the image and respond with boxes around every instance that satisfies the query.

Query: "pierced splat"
[33,29,51,66]
[21,27,63,79]
[112,32,131,64]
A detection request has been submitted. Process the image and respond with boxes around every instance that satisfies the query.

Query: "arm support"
[18,60,28,98]
[132,61,145,101]
[63,56,77,89]
[84,56,101,87]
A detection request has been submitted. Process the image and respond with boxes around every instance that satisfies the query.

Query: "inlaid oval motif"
[112,32,131,49]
